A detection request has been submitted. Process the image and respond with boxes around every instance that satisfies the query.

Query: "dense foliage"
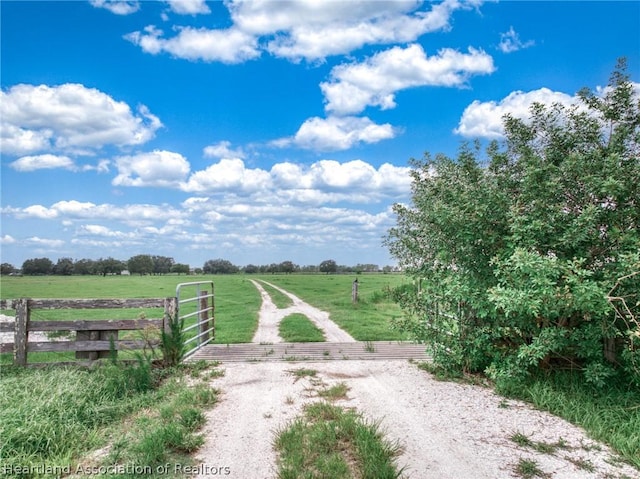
[386,60,639,388]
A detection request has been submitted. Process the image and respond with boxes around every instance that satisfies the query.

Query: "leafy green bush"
[386,59,640,388]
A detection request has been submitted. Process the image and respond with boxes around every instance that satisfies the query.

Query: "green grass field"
[1,273,409,364]
[0,275,261,364]
[257,273,410,341]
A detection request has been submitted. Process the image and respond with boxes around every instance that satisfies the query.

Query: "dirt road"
[194,283,638,479]
[250,280,356,343]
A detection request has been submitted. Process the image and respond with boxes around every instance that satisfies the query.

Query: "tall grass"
[0,362,155,473]
[0,360,220,478]
[161,313,185,367]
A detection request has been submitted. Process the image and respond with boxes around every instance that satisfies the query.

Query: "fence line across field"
[0,281,215,366]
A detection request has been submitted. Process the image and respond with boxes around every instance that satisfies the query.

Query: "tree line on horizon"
[0,256,396,277]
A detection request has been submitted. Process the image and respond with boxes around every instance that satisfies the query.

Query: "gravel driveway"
[193,283,637,479]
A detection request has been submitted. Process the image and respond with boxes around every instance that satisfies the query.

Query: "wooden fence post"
[14,298,29,366]
[199,291,209,345]
[76,331,100,360]
[352,279,359,304]
[98,331,118,359]
[163,297,177,333]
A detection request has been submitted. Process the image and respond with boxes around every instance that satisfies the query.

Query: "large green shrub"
[386,59,640,388]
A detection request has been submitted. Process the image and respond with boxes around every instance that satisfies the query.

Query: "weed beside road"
[274,374,404,479]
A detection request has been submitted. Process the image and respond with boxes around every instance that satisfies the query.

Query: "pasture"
[0,273,409,364]
[259,273,409,340]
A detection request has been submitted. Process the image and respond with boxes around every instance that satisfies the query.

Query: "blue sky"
[1,0,639,270]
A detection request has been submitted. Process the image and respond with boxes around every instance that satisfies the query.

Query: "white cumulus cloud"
[203,141,246,159]
[125,25,260,64]
[26,237,66,248]
[321,44,495,115]
[270,159,411,197]
[6,200,185,225]
[180,157,410,201]
[1,235,17,245]
[0,83,162,156]
[113,150,191,188]
[455,88,576,138]
[10,154,75,172]
[183,158,271,193]
[77,224,134,239]
[276,116,396,151]
[165,0,210,15]
[126,0,486,63]
[456,82,640,139]
[90,0,140,15]
[21,205,59,219]
[241,0,480,62]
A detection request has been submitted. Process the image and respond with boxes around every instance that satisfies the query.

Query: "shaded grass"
[258,274,410,341]
[279,313,325,343]
[502,371,640,470]
[274,401,404,479]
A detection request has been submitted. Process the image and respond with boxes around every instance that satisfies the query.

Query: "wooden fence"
[0,298,176,366]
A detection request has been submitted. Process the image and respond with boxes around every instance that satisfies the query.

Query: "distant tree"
[279,261,297,274]
[355,263,379,273]
[128,255,154,275]
[1,263,16,275]
[73,258,97,275]
[152,255,174,275]
[171,263,190,275]
[301,264,319,273]
[203,259,239,274]
[53,257,74,276]
[319,259,337,274]
[96,257,126,276]
[243,264,259,274]
[22,257,54,275]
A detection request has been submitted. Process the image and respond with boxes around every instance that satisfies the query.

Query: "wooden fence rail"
[0,297,176,366]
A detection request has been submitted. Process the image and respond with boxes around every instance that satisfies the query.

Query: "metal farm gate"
[176,281,215,360]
